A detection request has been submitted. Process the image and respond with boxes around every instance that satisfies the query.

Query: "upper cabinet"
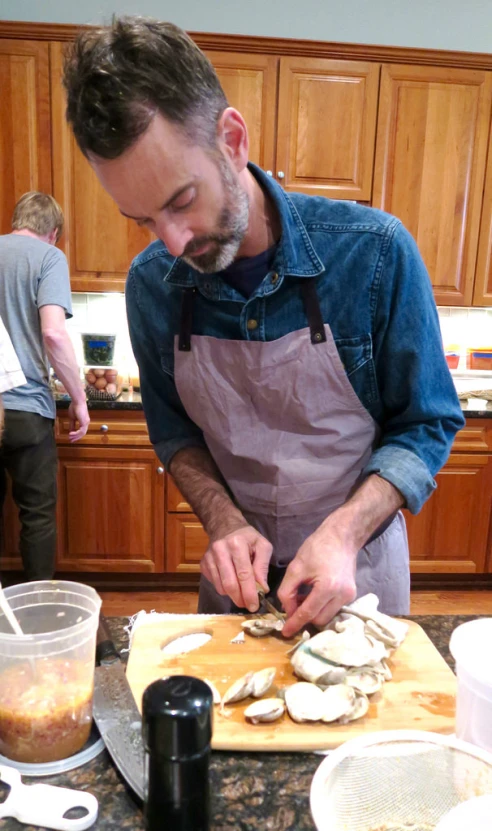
[50,42,153,293]
[276,58,380,200]
[205,51,278,172]
[373,65,492,306]
[474,129,492,306]
[0,40,51,235]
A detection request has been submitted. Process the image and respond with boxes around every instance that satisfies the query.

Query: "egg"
[106,383,117,394]
[104,370,118,381]
[93,368,106,377]
[94,377,107,389]
[85,371,96,384]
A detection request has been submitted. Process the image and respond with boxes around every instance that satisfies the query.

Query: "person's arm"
[39,305,89,441]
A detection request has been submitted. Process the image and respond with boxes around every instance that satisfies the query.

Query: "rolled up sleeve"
[364,223,465,514]
[126,270,206,469]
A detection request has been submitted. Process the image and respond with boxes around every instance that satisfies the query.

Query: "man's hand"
[278,519,358,638]
[201,525,273,612]
[67,400,90,442]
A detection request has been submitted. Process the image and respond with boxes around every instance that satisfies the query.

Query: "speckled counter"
[55,391,143,410]
[1,614,486,831]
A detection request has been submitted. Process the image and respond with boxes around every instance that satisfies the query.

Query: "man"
[63,18,464,635]
[0,315,26,437]
[0,192,90,580]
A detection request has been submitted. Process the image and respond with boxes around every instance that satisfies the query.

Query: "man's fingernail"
[248,603,258,612]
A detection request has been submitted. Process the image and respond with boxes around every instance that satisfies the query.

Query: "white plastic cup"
[0,581,101,763]
[449,618,492,753]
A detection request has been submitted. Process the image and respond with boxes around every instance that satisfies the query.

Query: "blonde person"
[0,192,89,580]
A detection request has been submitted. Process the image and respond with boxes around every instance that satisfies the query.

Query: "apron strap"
[178,287,196,352]
[300,278,327,345]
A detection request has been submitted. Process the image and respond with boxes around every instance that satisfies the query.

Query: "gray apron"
[174,279,410,616]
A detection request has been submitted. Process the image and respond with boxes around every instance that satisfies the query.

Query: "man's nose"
[155,219,194,258]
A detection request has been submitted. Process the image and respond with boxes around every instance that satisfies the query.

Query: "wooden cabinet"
[0,481,22,569]
[205,51,277,172]
[0,40,51,235]
[166,476,206,573]
[473,129,492,306]
[56,445,164,572]
[373,64,492,305]
[49,42,153,292]
[276,58,380,199]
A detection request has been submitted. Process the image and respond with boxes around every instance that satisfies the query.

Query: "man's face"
[91,114,249,273]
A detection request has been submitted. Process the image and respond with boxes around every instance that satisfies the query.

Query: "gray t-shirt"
[0,234,72,419]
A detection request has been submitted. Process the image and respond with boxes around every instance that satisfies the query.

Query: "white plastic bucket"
[449,618,492,753]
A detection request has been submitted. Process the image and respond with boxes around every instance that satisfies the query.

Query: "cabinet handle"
[156,466,164,474]
[277,171,285,180]
[100,424,109,433]
[266,170,273,177]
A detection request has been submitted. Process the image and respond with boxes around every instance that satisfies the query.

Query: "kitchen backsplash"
[66,293,492,378]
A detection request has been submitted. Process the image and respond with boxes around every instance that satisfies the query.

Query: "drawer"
[56,411,151,446]
[453,421,492,452]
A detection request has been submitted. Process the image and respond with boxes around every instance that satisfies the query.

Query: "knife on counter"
[93,615,145,801]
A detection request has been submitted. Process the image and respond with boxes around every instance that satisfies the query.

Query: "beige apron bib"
[174,279,410,615]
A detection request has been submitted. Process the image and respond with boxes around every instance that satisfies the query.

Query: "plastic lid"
[142,676,213,760]
[449,618,492,685]
[0,722,104,777]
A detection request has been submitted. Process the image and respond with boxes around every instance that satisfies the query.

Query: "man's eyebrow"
[119,183,196,221]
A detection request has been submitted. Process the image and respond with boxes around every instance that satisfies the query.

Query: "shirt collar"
[163,162,325,287]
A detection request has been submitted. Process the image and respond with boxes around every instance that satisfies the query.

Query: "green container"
[82,333,116,366]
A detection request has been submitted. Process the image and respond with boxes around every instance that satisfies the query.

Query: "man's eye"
[171,189,196,212]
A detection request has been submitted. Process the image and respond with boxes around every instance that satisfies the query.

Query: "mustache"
[184,234,236,258]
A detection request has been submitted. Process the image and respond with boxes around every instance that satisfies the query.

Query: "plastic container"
[82,333,116,366]
[84,366,122,401]
[445,352,460,370]
[466,348,492,370]
[449,618,492,753]
[0,581,101,764]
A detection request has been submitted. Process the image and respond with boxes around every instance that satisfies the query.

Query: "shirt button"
[247,319,258,331]
[271,272,279,284]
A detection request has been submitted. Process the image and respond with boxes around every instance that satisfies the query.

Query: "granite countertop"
[0,614,481,831]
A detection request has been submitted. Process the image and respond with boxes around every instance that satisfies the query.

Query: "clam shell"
[345,669,383,695]
[220,671,254,712]
[241,618,284,637]
[244,697,285,724]
[251,666,276,698]
[308,629,375,667]
[285,682,326,723]
[339,689,369,724]
[290,641,347,684]
[203,678,222,705]
[321,683,356,722]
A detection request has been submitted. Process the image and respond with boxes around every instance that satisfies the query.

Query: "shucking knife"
[255,582,286,623]
[93,614,145,801]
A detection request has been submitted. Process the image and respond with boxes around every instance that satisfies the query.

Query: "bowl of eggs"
[84,367,122,400]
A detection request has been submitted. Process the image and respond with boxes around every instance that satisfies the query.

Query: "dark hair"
[63,16,229,159]
[12,192,64,241]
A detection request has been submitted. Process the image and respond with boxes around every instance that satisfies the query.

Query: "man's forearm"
[319,474,405,550]
[43,331,86,404]
[168,446,248,540]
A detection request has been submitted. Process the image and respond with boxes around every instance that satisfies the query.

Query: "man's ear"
[216,107,249,172]
[47,229,59,246]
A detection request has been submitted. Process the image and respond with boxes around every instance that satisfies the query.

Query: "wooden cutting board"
[126,615,457,752]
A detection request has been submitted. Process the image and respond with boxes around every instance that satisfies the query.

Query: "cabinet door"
[0,480,22,570]
[405,453,492,574]
[373,65,492,305]
[56,446,164,572]
[473,130,492,305]
[0,40,51,234]
[276,58,380,199]
[166,513,208,574]
[50,42,153,292]
[205,51,277,172]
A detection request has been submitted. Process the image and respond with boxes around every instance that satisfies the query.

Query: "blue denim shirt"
[126,163,464,515]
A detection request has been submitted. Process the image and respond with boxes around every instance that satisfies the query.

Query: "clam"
[244,698,285,724]
[241,618,284,637]
[345,668,383,695]
[203,678,222,705]
[308,629,375,668]
[290,641,347,685]
[321,683,356,722]
[284,682,326,723]
[342,593,409,648]
[338,689,369,723]
[220,671,254,714]
[251,667,276,698]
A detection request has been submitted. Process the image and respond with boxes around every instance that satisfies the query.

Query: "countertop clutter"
[0,614,476,831]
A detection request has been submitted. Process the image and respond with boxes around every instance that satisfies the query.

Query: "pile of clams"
[216,593,408,726]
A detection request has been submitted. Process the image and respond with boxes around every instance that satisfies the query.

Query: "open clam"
[242,618,284,637]
[244,698,285,724]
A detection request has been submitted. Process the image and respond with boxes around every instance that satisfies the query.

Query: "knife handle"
[96,613,120,665]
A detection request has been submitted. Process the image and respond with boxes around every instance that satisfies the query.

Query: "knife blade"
[255,582,286,623]
[92,614,145,800]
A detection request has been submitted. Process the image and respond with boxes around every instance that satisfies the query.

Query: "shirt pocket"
[159,348,175,378]
[334,334,379,408]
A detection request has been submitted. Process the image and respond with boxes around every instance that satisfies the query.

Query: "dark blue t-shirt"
[218,244,277,298]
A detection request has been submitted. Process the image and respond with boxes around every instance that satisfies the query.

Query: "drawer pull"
[100,424,109,433]
[156,466,164,474]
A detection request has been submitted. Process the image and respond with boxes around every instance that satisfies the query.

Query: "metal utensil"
[92,615,145,800]
[255,582,286,623]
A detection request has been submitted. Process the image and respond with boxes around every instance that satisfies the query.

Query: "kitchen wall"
[1,0,491,53]
[67,292,492,380]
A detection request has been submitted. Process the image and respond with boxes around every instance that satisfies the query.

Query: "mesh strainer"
[310,730,492,831]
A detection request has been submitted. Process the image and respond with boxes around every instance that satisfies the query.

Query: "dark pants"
[0,410,57,580]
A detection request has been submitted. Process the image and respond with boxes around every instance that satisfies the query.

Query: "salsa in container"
[82,334,116,366]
